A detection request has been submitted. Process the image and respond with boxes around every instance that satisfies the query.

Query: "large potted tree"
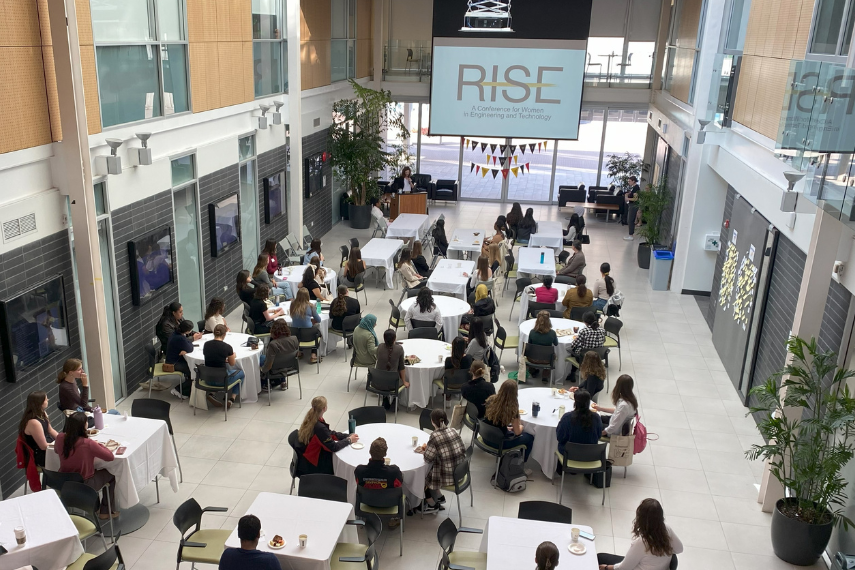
[605,152,643,193]
[747,336,855,566]
[328,80,408,229]
[635,177,671,269]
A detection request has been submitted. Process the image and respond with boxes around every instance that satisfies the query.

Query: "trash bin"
[649,250,673,291]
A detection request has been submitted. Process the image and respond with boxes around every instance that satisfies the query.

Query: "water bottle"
[540,252,544,264]
[348,415,357,434]
[316,300,322,314]
[93,406,104,430]
[274,295,280,307]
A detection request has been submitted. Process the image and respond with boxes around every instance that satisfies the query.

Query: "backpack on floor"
[495,449,527,493]
[484,346,501,384]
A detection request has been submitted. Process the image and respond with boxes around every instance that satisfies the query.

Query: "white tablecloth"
[46,417,180,509]
[184,332,264,408]
[361,238,405,289]
[277,266,337,299]
[517,387,582,478]
[518,283,573,325]
[400,296,470,340]
[448,228,488,259]
[518,318,585,385]
[428,259,476,299]
[529,221,565,254]
[225,493,358,570]
[517,247,557,278]
[275,301,335,356]
[387,213,429,240]
[399,338,451,408]
[333,423,430,507]
[480,517,597,570]
[0,492,84,570]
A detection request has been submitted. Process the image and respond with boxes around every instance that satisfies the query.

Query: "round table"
[517,387,582,478]
[183,332,264,409]
[333,423,431,508]
[518,283,573,325]
[400,296,471,341]
[399,338,451,408]
[518,318,585,386]
[274,301,335,356]
[276,266,338,299]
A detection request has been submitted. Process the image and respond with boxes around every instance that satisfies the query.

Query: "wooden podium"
[390,192,427,219]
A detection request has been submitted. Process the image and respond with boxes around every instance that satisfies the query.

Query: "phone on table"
[115,446,127,455]
[578,530,595,541]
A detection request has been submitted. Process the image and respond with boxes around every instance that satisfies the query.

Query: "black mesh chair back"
[443,367,470,391]
[197,320,207,334]
[61,481,104,533]
[524,344,555,368]
[82,531,124,570]
[42,469,84,492]
[349,405,386,426]
[604,316,623,336]
[195,364,229,385]
[560,442,607,470]
[357,485,403,511]
[419,408,434,432]
[517,500,572,524]
[527,301,555,320]
[337,314,362,334]
[298,474,348,503]
[555,275,576,285]
[412,319,437,329]
[131,398,173,433]
[294,326,322,345]
[340,245,349,267]
[548,310,565,319]
[366,368,401,394]
[408,327,438,340]
[570,306,595,322]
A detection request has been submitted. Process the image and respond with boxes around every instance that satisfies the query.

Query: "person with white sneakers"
[623,176,641,241]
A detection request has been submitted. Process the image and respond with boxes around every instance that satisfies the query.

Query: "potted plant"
[605,152,643,193]
[328,80,409,229]
[635,177,671,269]
[747,336,855,566]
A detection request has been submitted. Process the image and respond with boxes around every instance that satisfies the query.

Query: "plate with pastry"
[269,535,286,549]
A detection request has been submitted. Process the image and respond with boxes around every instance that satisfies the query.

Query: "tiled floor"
[53,202,826,569]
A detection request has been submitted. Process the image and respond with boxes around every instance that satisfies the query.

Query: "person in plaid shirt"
[415,409,466,514]
[567,312,605,381]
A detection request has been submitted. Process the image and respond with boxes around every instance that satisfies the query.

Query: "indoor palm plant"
[328,80,409,229]
[635,177,670,268]
[747,336,855,566]
[605,152,643,192]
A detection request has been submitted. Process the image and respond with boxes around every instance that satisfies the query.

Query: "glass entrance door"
[239,161,258,270]
[97,219,124,399]
[172,183,204,324]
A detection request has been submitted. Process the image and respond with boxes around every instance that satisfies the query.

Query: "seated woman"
[249,285,285,335]
[562,275,594,317]
[598,499,683,570]
[156,302,201,350]
[535,275,559,304]
[55,412,117,520]
[330,285,361,332]
[304,239,324,266]
[506,203,523,234]
[353,314,379,369]
[461,361,495,418]
[536,542,560,570]
[371,197,386,221]
[290,288,322,364]
[415,409,466,514]
[528,310,558,383]
[445,336,473,374]
[253,254,290,300]
[165,320,195,383]
[481,221,505,257]
[405,287,442,332]
[19,390,58,470]
[260,320,300,390]
[592,262,616,312]
[596,374,639,438]
[432,219,449,257]
[462,284,495,329]
[236,270,256,306]
[465,318,489,362]
[296,396,359,475]
[341,247,367,287]
[570,350,606,401]
[204,297,229,333]
[516,208,538,242]
[484,382,535,471]
[411,241,432,277]
[564,213,582,243]
[376,329,410,409]
[465,255,493,299]
[398,249,427,290]
[302,266,331,302]
[566,311,605,380]
[262,239,281,276]
[57,359,92,414]
[487,243,503,275]
[556,389,602,454]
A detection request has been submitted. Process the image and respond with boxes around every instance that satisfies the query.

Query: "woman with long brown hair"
[262,239,280,275]
[236,269,255,305]
[304,239,324,266]
[204,297,228,333]
[289,287,321,363]
[57,358,92,413]
[330,284,360,331]
[487,243,502,275]
[252,253,290,299]
[411,241,432,277]
[297,396,358,475]
[528,310,558,383]
[398,248,427,290]
[55,412,117,519]
[506,202,523,231]
[571,350,606,401]
[301,265,331,302]
[597,498,682,570]
[466,255,493,298]
[249,284,285,335]
[405,287,442,332]
[342,247,367,286]
[19,391,57,468]
[562,274,593,317]
[484,381,535,467]
[536,541,560,570]
[595,374,638,437]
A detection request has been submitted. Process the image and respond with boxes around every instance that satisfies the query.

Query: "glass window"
[239,161,259,270]
[555,109,605,189]
[331,40,348,82]
[600,109,648,184]
[253,41,284,96]
[96,46,162,127]
[253,0,285,39]
[331,0,356,81]
[94,182,107,216]
[332,0,348,38]
[239,135,256,161]
[724,0,751,52]
[161,44,189,115]
[507,139,555,203]
[91,0,154,42]
[156,0,184,41]
[171,155,195,186]
[811,0,850,54]
[252,0,287,96]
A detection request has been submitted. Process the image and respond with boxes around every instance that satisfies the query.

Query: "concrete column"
[758,208,843,511]
[47,0,115,407]
[287,0,304,242]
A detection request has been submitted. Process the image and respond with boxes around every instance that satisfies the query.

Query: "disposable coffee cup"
[384,457,391,465]
[571,527,580,543]
[457,262,461,268]
[558,405,566,417]
[14,526,26,545]
[437,354,443,363]
[299,534,307,548]
[412,436,419,447]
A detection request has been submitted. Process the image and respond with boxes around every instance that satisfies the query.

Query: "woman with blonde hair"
[297,396,359,475]
[570,350,606,401]
[484,381,535,468]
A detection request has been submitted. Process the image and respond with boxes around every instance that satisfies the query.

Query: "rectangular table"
[386,213,429,240]
[0,492,84,570]
[428,259,475,299]
[225,493,358,570]
[480,517,597,570]
[517,247,557,278]
[361,238,405,289]
[448,228,488,259]
[46,416,179,509]
[529,221,565,254]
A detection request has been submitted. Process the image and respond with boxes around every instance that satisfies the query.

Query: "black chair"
[340,245,349,268]
[558,185,587,206]
[364,368,404,422]
[570,306,594,322]
[42,469,84,493]
[548,309,565,319]
[172,498,230,568]
[557,250,570,267]
[67,530,125,570]
[509,278,532,319]
[349,405,386,426]
[474,420,528,484]
[298,474,348,503]
[348,272,368,305]
[670,554,679,569]
[143,339,184,398]
[262,350,303,403]
[436,517,486,570]
[554,442,608,505]
[555,275,576,285]
[61,481,111,549]
[462,401,479,446]
[193,365,242,421]
[419,408,434,433]
[434,368,469,411]
[408,327,439,340]
[523,343,556,384]
[288,429,308,495]
[293,327,322,373]
[412,173,435,195]
[387,299,405,331]
[356,486,406,556]
[197,320,207,334]
[493,321,519,365]
[604,317,623,369]
[432,179,459,203]
[350,238,360,249]
[131,398,184,484]
[330,313,362,362]
[526,301,555,320]
[517,500,573,524]
[441,446,474,526]
[502,254,518,294]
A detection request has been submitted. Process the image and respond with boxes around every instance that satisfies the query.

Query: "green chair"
[61,481,111,551]
[330,514,382,570]
[355,486,406,555]
[193,365,242,421]
[293,327,322,373]
[437,518,486,570]
[66,530,125,570]
[554,441,608,505]
[144,340,185,398]
[603,317,623,369]
[364,368,404,423]
[173,498,230,569]
[440,447,474,527]
[387,299,405,331]
[474,420,527,486]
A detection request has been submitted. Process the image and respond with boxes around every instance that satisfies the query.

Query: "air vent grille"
[2,213,37,243]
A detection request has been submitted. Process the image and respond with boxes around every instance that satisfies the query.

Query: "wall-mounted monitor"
[208,193,241,257]
[128,226,174,306]
[264,172,284,224]
[304,153,325,199]
[0,275,69,382]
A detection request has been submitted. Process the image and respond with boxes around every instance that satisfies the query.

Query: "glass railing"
[701,53,739,128]
[383,41,432,81]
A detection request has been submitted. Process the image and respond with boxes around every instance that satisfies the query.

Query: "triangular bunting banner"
[465,139,470,147]
[544,141,549,149]
[470,162,475,172]
[500,145,507,154]
[512,167,519,177]
[514,155,518,165]
[538,142,542,152]
[472,141,478,151]
[481,143,487,152]
[490,144,497,153]
[499,157,507,166]
[520,146,526,155]
[482,167,489,178]
[511,145,517,154]
[529,143,536,152]
[491,169,499,179]
[526,163,531,172]
[519,165,524,176]
[492,156,497,165]
[502,169,509,179]
[486,154,490,163]
[476,165,481,174]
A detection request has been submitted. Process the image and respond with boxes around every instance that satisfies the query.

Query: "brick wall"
[199,165,243,312]
[258,145,290,249]
[705,186,736,331]
[302,129,333,239]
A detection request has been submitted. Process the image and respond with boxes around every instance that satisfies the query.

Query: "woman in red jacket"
[54,412,117,519]
[297,396,359,475]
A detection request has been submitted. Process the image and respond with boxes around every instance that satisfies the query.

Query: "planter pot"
[771,498,833,566]
[349,204,372,229]
[637,242,651,269]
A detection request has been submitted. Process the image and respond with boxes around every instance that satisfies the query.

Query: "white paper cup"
[412,436,419,447]
[384,457,391,465]
[14,526,26,545]
[299,534,307,548]
[571,527,580,543]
